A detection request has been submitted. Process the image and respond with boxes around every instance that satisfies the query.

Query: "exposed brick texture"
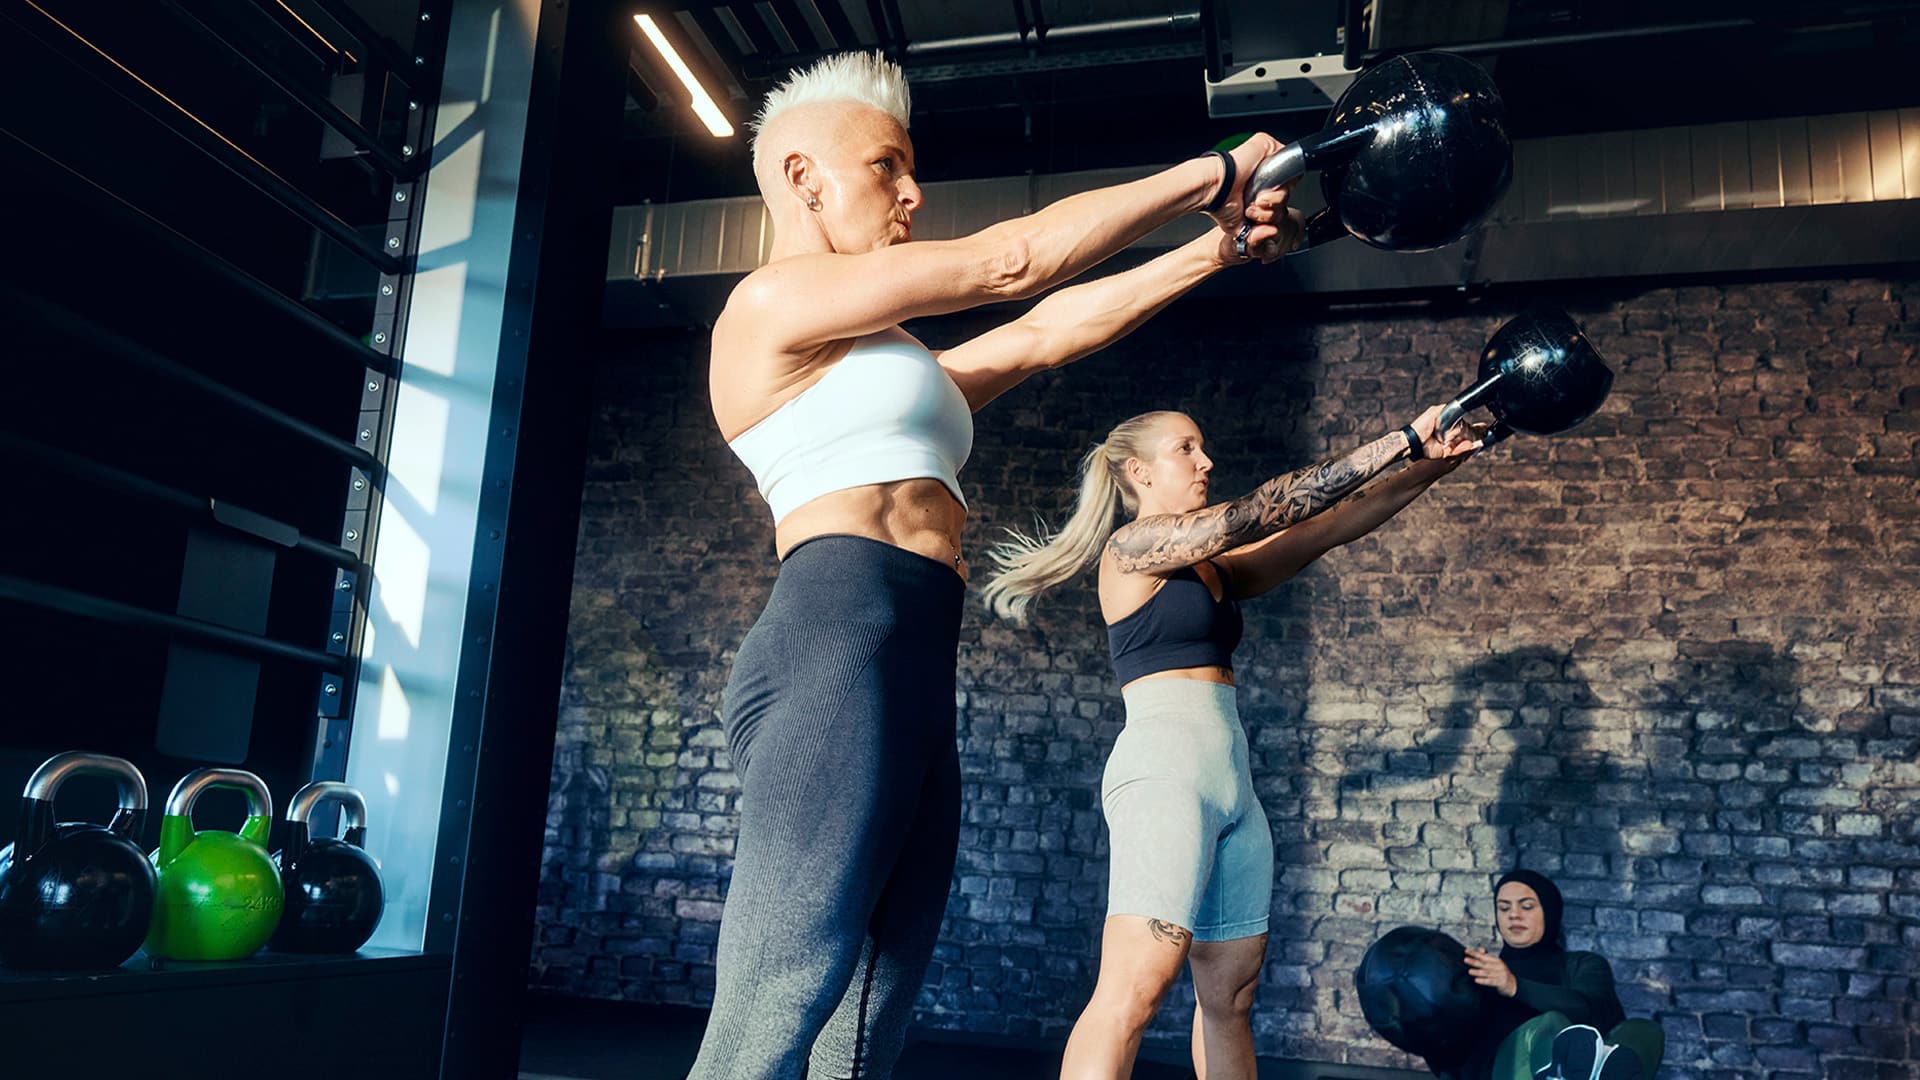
[535,277,1920,1078]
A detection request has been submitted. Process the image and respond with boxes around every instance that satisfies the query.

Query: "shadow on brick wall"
[1316,633,1914,1080]
[1626,638,1912,1078]
[1285,645,1597,1069]
[1434,636,1912,1080]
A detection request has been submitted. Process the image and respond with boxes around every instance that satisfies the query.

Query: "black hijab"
[1447,870,1579,1079]
[1494,868,1566,985]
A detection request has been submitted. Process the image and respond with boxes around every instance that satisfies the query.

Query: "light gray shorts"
[1100,679,1274,943]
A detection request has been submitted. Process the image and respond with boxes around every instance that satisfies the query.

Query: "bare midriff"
[1120,665,1236,692]
[775,477,970,581]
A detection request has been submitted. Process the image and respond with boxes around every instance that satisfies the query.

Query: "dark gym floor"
[515,994,1425,1080]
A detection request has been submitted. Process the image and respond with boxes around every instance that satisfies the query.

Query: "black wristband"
[1402,424,1425,460]
[1203,149,1235,216]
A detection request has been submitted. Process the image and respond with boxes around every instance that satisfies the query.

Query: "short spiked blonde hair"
[749,51,911,171]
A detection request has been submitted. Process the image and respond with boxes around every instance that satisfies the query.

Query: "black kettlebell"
[0,752,157,970]
[1438,308,1615,446]
[270,781,383,953]
[1236,50,1512,256]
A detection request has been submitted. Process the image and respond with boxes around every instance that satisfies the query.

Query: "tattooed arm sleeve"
[1107,430,1411,574]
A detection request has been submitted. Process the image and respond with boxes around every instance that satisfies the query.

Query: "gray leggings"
[1102,679,1273,941]
[689,536,963,1080]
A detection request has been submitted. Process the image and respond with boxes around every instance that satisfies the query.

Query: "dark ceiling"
[617,0,1920,204]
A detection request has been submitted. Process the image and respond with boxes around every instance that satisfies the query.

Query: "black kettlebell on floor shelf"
[270,781,383,953]
[1236,50,1513,256]
[1439,308,1615,448]
[0,751,157,970]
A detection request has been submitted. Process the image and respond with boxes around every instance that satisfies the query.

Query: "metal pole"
[1361,18,1757,63]
[156,0,416,177]
[3,288,384,475]
[0,574,353,673]
[1,430,366,571]
[300,0,418,77]
[904,10,1201,56]
[3,0,407,274]
[0,125,398,377]
[1343,0,1367,71]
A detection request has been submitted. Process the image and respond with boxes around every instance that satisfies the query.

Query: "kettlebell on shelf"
[146,767,283,961]
[270,780,383,954]
[0,752,157,970]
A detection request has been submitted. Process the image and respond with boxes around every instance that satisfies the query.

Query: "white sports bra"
[727,327,974,524]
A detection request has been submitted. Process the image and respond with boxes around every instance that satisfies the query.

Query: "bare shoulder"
[729,258,803,307]
[713,262,832,364]
[710,298,854,439]
[717,265,794,342]
[720,254,872,358]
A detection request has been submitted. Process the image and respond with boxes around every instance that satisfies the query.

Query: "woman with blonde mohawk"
[699,50,1304,1079]
[982,408,1483,1078]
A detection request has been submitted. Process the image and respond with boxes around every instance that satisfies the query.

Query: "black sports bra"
[1106,564,1244,685]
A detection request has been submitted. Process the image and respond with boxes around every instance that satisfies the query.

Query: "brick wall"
[534,276,1920,1078]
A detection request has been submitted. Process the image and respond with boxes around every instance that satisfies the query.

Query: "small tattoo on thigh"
[1148,919,1192,947]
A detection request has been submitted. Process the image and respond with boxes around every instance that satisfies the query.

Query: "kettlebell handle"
[1241,124,1378,203]
[164,767,272,822]
[1437,371,1505,434]
[1233,125,1381,259]
[286,781,368,835]
[1240,142,1309,205]
[15,751,150,849]
[23,751,149,811]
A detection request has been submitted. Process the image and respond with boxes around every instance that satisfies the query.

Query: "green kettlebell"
[145,768,283,960]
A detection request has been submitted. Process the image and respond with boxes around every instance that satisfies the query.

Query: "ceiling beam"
[808,0,863,50]
[678,4,757,90]
[880,0,907,49]
[863,0,895,47]
[765,0,821,52]
[723,2,788,58]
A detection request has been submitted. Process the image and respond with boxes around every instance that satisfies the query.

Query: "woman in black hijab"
[1427,870,1663,1080]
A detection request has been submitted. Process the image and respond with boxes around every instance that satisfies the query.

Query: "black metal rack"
[0,0,625,1073]
[0,0,428,781]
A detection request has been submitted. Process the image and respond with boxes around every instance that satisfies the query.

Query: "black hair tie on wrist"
[1204,149,1235,216]
[1402,424,1426,460]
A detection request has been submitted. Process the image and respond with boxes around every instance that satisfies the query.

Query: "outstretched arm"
[1106,408,1475,576]
[937,214,1301,411]
[728,136,1291,358]
[1213,449,1476,599]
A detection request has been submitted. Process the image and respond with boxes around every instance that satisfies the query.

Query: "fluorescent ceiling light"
[634,13,734,138]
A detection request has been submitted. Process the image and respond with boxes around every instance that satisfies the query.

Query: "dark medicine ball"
[1354,926,1484,1058]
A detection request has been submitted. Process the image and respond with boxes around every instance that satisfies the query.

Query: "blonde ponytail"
[980,411,1180,623]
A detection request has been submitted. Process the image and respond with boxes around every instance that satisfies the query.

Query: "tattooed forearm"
[1148,919,1192,947]
[1108,430,1409,573]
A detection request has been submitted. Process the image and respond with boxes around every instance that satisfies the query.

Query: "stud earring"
[807,194,821,210]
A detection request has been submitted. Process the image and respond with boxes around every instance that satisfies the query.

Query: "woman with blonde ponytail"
[983,411,1177,623]
[989,406,1485,1080]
